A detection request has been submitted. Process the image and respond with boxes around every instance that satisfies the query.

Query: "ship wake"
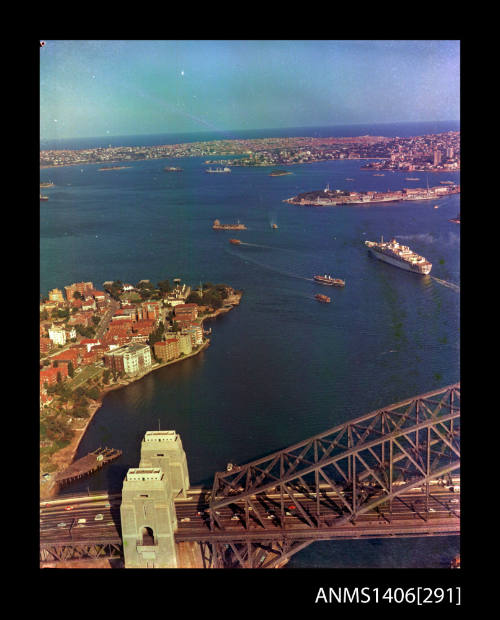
[431,276,460,293]
[225,248,314,282]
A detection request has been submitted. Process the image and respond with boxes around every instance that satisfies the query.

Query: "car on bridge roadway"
[64,506,74,511]
[180,517,191,522]
[57,523,67,527]
[94,514,104,521]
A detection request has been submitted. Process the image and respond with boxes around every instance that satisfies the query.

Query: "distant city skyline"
[40,40,460,141]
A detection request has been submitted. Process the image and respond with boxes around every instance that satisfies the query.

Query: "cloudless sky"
[40,40,460,140]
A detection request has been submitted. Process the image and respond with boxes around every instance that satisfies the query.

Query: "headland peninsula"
[39,278,242,499]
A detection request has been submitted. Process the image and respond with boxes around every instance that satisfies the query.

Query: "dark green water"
[40,132,460,567]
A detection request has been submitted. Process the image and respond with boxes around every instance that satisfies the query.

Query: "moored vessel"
[40,194,49,201]
[313,274,345,287]
[315,293,331,303]
[365,237,432,274]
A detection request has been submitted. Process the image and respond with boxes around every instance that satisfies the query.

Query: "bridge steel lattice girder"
[207,384,460,566]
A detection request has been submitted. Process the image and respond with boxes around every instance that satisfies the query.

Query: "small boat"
[315,294,331,303]
[40,194,49,201]
[450,554,460,569]
[405,177,420,181]
[345,178,355,181]
[229,239,241,245]
[271,223,278,229]
[373,173,385,177]
[314,274,345,287]
[434,205,439,209]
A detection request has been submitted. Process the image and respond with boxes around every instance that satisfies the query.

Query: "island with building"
[39,278,242,497]
[284,182,460,207]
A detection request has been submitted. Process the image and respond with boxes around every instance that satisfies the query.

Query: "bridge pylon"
[139,430,190,498]
[120,467,178,568]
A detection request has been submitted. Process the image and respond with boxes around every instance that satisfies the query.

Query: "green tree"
[157,279,171,294]
[87,386,100,401]
[186,292,202,305]
[72,405,90,419]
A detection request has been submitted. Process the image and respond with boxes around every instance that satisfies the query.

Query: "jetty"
[54,447,122,486]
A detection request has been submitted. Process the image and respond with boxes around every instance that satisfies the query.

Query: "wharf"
[54,447,122,486]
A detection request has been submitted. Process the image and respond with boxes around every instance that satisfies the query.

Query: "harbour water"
[40,123,460,568]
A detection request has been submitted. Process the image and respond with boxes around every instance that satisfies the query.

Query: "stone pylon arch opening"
[141,526,155,546]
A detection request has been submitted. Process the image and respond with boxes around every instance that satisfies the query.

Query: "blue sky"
[40,40,460,140]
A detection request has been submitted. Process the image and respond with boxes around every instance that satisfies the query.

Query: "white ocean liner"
[365,237,432,275]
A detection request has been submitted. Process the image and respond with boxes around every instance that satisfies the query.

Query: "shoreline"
[40,293,242,499]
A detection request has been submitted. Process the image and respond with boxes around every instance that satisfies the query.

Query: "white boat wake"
[225,248,313,281]
[431,276,460,293]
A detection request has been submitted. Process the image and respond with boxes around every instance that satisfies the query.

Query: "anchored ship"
[315,293,331,303]
[313,274,345,287]
[213,219,247,230]
[365,237,432,275]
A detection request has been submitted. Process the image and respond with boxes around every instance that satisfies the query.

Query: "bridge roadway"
[40,479,460,550]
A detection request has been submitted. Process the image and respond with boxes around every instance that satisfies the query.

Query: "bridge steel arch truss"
[207,384,460,568]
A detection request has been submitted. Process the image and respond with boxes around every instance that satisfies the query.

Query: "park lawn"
[68,364,103,390]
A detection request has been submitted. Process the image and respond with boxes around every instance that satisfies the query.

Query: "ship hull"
[368,248,431,275]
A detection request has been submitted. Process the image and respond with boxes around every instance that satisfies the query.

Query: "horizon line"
[40,120,460,144]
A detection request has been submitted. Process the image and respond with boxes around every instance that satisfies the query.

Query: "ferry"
[229,239,241,245]
[365,237,432,275]
[313,274,345,287]
[206,167,231,173]
[315,294,331,303]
